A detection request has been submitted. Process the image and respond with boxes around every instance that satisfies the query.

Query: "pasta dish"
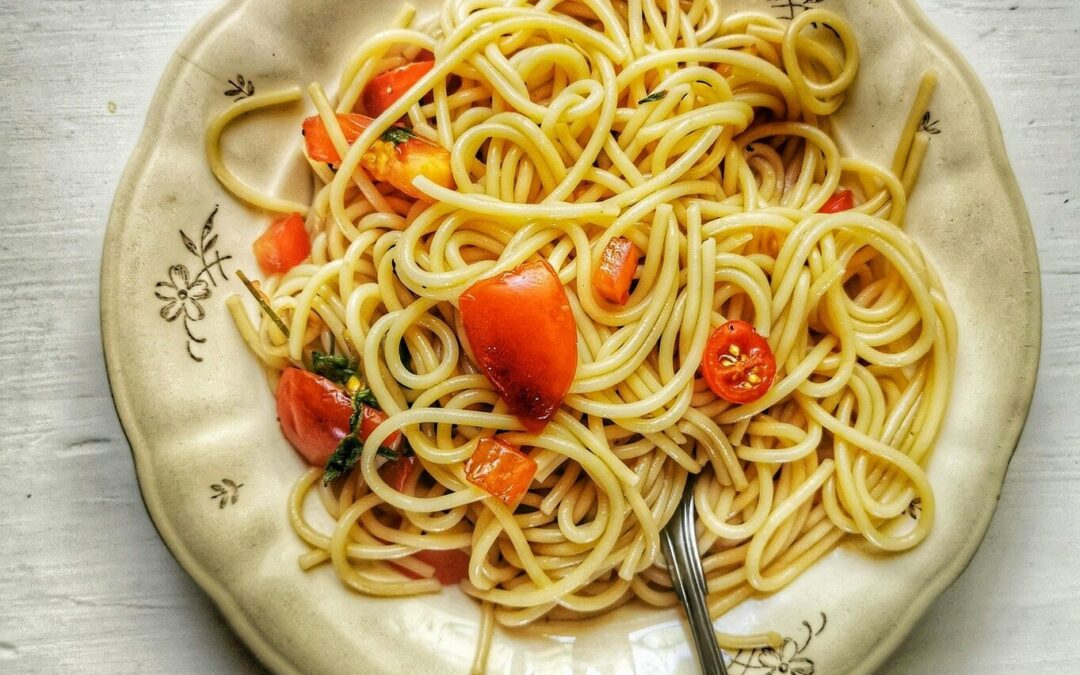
[206,0,956,670]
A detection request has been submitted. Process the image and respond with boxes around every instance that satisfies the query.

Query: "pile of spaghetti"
[208,0,955,670]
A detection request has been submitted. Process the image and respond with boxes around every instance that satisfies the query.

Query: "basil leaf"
[322,434,399,485]
[381,127,415,146]
[354,388,378,408]
[323,436,362,484]
[323,390,395,485]
[311,352,356,385]
[638,90,667,104]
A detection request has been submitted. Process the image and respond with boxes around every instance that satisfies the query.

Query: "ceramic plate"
[101,0,1040,672]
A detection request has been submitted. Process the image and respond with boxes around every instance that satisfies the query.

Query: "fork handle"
[661,482,728,675]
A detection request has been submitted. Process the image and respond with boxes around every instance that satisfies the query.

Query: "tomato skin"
[464,436,537,507]
[458,259,577,431]
[253,213,310,274]
[594,236,642,305]
[397,548,471,585]
[276,369,353,465]
[360,405,403,454]
[301,113,452,199]
[818,189,855,214]
[701,320,777,404]
[362,61,436,117]
[379,455,419,493]
[302,113,372,163]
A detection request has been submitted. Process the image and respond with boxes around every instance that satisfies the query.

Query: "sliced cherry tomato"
[360,404,403,454]
[464,436,537,507]
[379,455,418,493]
[302,113,371,163]
[301,113,452,199]
[362,61,436,117]
[359,126,453,200]
[253,213,310,275]
[276,369,352,465]
[458,259,577,431]
[594,236,642,305]
[701,320,777,404]
[818,188,855,214]
[395,548,471,585]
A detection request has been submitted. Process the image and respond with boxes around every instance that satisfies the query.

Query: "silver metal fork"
[660,474,728,675]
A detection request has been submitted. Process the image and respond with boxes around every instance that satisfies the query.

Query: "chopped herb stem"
[236,270,291,338]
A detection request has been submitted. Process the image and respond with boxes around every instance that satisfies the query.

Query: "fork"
[660,474,728,675]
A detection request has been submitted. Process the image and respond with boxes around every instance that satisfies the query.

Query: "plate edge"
[849,1,1043,673]
[99,0,304,673]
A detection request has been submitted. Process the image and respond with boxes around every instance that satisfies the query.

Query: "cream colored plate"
[101,0,1040,672]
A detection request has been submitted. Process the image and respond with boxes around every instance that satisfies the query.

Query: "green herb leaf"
[322,389,396,485]
[638,90,667,104]
[311,352,356,385]
[381,126,415,146]
[355,388,378,408]
[322,434,399,485]
[347,389,379,434]
[322,436,361,484]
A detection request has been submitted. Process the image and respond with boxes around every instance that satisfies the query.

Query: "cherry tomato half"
[701,320,777,404]
[276,369,352,465]
[458,259,577,431]
[301,113,452,199]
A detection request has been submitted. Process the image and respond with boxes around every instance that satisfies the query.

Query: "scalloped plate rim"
[99,1,1041,673]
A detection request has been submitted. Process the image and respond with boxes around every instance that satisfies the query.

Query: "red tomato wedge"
[253,213,310,274]
[818,188,855,213]
[594,236,642,305]
[301,113,452,199]
[458,259,577,431]
[363,61,436,117]
[701,320,777,404]
[360,404,403,454]
[396,548,471,585]
[276,369,353,465]
[302,113,371,163]
[379,455,418,493]
[465,436,537,507]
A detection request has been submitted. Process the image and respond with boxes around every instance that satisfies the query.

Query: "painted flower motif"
[155,265,211,321]
[758,638,815,675]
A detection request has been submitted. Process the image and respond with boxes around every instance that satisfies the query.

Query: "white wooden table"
[0,0,1076,672]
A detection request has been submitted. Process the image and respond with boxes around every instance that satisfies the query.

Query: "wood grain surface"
[0,0,1076,672]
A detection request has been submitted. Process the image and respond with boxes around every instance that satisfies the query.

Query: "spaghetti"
[209,1,956,671]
